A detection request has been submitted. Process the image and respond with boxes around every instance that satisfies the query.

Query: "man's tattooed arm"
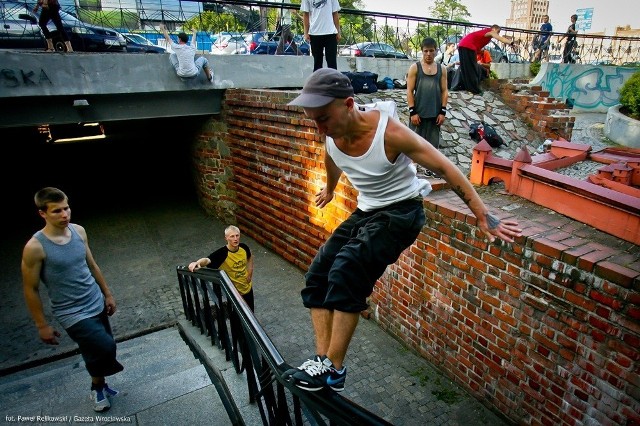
[486,213,501,230]
[452,185,472,206]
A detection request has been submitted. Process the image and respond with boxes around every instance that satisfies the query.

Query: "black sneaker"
[289,356,347,392]
[326,365,347,392]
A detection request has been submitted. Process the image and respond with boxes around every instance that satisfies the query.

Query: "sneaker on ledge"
[103,383,119,398]
[288,355,347,392]
[90,387,110,412]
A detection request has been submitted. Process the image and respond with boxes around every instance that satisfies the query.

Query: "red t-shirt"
[476,50,491,64]
[459,28,493,52]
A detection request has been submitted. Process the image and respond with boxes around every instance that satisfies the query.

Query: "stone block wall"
[193,88,640,426]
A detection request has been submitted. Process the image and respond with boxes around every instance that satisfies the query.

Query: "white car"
[212,34,248,55]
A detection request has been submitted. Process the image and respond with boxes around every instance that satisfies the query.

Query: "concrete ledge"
[605,104,640,148]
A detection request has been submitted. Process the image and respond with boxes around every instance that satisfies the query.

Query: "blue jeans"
[169,54,209,78]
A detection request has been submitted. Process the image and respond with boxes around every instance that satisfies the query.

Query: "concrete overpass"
[1,50,631,128]
[0,50,413,128]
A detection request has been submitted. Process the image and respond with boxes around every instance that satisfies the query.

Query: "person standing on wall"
[33,0,73,52]
[532,15,552,62]
[558,14,578,64]
[161,24,213,82]
[406,37,448,175]
[300,0,341,71]
[188,225,255,312]
[450,25,514,95]
[22,187,123,412]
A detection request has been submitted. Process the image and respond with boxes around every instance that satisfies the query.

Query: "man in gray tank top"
[406,37,449,156]
[22,187,123,412]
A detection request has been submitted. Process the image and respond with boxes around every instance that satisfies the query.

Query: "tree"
[429,0,471,22]
[426,0,470,46]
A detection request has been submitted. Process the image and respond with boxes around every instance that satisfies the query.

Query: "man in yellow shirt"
[188,225,255,311]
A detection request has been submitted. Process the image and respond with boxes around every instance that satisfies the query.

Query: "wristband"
[409,107,417,116]
[440,107,447,115]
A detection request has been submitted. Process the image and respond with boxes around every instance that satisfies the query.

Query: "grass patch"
[409,367,430,386]
[432,377,462,404]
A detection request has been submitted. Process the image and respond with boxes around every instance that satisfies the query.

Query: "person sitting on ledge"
[161,24,213,82]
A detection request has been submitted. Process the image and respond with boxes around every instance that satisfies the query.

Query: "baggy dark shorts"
[302,197,426,313]
[65,307,124,378]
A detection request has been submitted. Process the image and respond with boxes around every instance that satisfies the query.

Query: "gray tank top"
[413,61,443,119]
[35,225,104,329]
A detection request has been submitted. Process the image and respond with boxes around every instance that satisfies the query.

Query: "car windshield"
[125,34,150,44]
[58,10,81,24]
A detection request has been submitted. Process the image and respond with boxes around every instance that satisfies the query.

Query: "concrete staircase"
[0,323,258,425]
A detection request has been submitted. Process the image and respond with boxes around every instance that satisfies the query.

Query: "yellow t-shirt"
[208,243,252,295]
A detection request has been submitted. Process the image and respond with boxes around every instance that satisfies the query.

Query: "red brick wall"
[193,88,640,426]
[487,79,575,141]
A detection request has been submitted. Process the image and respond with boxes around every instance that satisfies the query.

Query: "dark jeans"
[450,47,483,95]
[241,288,255,312]
[310,34,338,71]
[38,5,69,41]
[563,40,577,63]
[65,308,124,378]
[302,198,426,313]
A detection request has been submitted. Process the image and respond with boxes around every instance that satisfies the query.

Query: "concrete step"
[0,327,201,411]
[178,319,262,426]
[0,327,234,425]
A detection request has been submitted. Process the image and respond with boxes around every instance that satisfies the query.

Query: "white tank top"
[326,106,431,212]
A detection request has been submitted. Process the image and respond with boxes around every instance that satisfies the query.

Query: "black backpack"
[341,71,378,94]
[469,121,506,148]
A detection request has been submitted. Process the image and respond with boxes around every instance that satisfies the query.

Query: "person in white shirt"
[161,24,213,82]
[300,0,341,71]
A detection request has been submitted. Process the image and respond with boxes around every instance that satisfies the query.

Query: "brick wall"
[487,79,576,142]
[193,88,640,426]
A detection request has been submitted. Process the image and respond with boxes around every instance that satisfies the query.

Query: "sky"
[359,0,640,35]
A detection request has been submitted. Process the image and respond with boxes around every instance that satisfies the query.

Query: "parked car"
[0,1,45,49]
[507,52,528,63]
[122,33,165,53]
[212,34,248,55]
[548,54,562,63]
[244,31,309,55]
[0,2,126,52]
[339,42,408,59]
[49,9,126,52]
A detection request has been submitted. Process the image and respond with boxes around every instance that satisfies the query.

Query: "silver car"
[212,34,247,55]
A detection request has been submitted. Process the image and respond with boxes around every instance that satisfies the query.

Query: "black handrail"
[176,266,393,426]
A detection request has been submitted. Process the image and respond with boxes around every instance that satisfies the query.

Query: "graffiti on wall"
[539,64,636,112]
[0,69,52,87]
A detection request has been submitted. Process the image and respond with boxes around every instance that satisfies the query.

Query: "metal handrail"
[176,266,393,426]
[3,0,639,64]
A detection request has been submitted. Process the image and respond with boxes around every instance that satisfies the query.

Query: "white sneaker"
[90,388,111,412]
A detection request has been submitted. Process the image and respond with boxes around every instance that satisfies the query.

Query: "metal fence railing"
[2,0,640,64]
[176,266,393,425]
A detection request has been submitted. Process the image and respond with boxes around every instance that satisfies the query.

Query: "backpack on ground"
[341,71,378,94]
[468,121,506,148]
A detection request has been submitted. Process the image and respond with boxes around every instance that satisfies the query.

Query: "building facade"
[506,0,550,31]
